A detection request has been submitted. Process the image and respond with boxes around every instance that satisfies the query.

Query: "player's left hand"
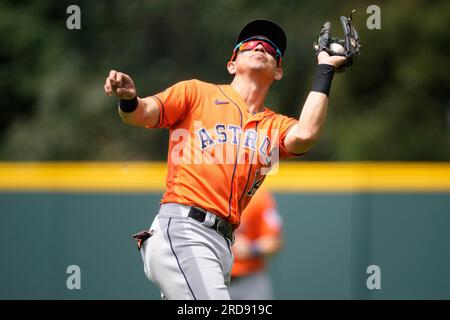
[317,51,346,69]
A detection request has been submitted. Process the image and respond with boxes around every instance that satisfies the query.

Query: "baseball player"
[104,17,359,300]
[229,187,283,300]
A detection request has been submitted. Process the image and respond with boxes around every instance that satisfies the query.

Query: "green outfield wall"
[1,163,449,299]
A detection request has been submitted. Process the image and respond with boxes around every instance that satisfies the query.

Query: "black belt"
[188,207,234,243]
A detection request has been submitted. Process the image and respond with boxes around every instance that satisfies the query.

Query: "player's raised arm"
[104,70,160,127]
[285,10,361,154]
[284,13,360,155]
[283,52,345,154]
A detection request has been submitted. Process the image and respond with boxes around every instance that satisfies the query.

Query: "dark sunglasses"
[230,37,282,65]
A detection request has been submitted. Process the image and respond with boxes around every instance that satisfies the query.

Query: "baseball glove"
[313,9,361,72]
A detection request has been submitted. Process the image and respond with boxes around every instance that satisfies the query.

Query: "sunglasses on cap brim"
[230,36,282,65]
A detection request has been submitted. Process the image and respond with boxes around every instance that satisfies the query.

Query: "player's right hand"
[104,70,136,100]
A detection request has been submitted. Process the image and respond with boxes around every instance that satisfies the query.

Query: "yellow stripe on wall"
[264,162,450,192]
[0,162,449,192]
[0,162,167,192]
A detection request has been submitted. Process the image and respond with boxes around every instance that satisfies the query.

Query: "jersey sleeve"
[146,79,197,129]
[275,114,306,159]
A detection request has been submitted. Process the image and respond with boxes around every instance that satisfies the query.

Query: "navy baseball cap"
[236,19,287,57]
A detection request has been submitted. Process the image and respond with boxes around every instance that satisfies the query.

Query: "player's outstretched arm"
[283,52,345,155]
[104,70,160,127]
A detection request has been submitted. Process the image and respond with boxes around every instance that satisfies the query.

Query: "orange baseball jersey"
[148,79,301,227]
[231,188,283,277]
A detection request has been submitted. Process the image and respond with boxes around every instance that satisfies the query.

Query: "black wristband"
[311,64,335,97]
[119,96,138,113]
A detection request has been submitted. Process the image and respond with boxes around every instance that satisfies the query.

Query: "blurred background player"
[229,188,283,300]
